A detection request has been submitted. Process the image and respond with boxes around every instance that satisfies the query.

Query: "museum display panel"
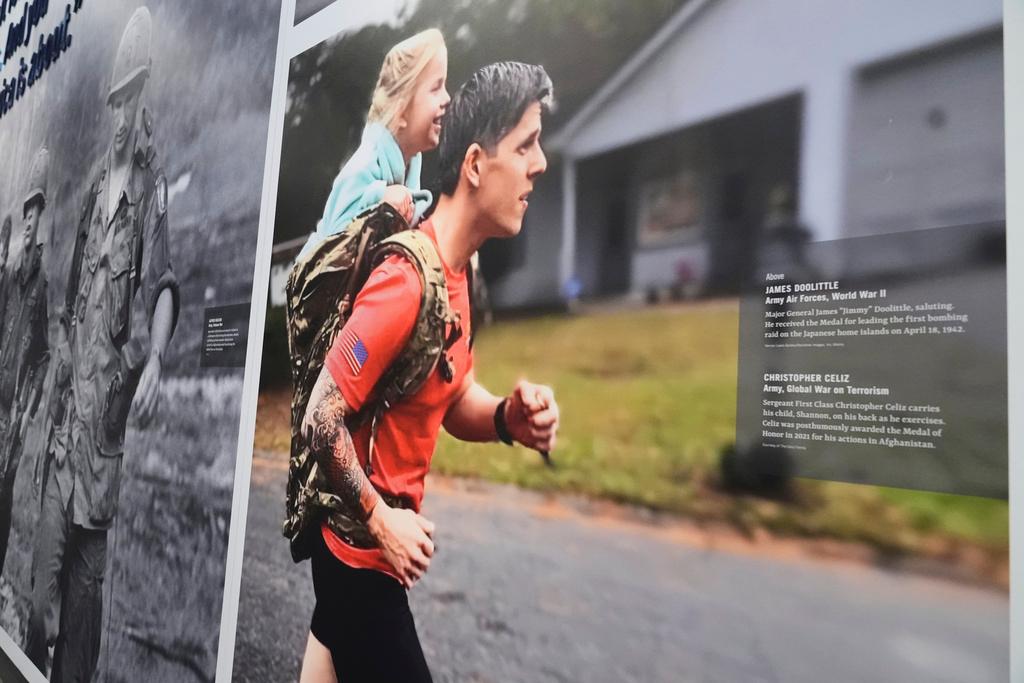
[0,1,1019,681]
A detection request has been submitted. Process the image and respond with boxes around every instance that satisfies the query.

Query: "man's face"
[22,204,40,255]
[475,101,547,238]
[111,86,141,155]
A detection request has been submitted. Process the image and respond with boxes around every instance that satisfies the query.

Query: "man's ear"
[461,142,484,190]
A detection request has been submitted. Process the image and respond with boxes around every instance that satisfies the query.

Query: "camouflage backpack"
[283,204,462,562]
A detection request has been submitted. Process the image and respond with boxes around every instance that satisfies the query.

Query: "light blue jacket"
[299,122,433,258]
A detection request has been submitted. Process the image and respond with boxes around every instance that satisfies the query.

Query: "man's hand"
[504,380,559,452]
[367,501,436,589]
[134,351,162,427]
[382,185,414,223]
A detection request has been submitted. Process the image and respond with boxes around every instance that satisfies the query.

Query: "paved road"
[232,452,1007,682]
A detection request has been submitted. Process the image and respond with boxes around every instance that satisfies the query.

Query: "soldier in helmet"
[24,7,179,679]
[0,212,15,559]
[0,147,51,574]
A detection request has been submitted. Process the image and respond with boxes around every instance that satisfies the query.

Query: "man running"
[299,61,559,682]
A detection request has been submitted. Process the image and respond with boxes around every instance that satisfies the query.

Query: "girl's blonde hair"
[367,29,446,133]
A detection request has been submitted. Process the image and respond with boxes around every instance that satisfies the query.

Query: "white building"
[485,0,1004,310]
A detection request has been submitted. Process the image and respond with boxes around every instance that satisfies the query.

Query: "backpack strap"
[65,168,102,329]
[122,157,157,342]
[373,229,459,402]
[358,229,458,475]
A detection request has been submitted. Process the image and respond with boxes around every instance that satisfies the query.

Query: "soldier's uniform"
[0,215,13,425]
[0,149,50,573]
[0,214,12,343]
[24,8,179,680]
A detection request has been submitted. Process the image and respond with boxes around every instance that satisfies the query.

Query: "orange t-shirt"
[321,220,473,577]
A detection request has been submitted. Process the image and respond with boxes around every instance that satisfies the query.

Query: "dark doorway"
[706,171,753,293]
[598,196,632,295]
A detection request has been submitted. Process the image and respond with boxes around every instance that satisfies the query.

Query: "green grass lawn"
[256,300,1007,569]
[435,301,740,512]
[430,301,1007,561]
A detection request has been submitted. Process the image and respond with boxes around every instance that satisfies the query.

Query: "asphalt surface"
[231,452,1008,682]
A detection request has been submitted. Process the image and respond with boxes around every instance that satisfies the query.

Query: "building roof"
[547,0,1000,158]
[547,0,714,153]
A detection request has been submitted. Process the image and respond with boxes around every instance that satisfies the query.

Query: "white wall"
[268,262,291,307]
[845,33,1004,237]
[559,0,1001,242]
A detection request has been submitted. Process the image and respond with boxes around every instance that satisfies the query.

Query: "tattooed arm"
[302,366,436,587]
[302,366,379,520]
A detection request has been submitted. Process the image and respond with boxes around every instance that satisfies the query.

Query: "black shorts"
[310,531,433,683]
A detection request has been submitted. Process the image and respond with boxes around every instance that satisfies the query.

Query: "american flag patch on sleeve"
[339,329,369,375]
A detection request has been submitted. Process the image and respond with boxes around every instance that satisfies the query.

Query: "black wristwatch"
[494,397,514,446]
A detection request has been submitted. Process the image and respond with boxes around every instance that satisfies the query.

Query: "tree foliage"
[274,0,687,242]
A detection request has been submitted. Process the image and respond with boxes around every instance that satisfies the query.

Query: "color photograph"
[234,1,1008,682]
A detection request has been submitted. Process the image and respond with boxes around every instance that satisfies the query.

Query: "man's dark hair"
[437,61,553,196]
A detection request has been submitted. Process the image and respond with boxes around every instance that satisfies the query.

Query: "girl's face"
[399,49,449,154]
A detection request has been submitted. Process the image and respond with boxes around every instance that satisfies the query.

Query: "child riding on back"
[300,29,450,258]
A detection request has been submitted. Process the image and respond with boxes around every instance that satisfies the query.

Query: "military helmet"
[23,147,49,215]
[107,6,152,105]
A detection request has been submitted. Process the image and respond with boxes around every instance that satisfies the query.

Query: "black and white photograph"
[0,1,279,680]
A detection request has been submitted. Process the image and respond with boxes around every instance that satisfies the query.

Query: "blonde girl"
[300,29,450,257]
